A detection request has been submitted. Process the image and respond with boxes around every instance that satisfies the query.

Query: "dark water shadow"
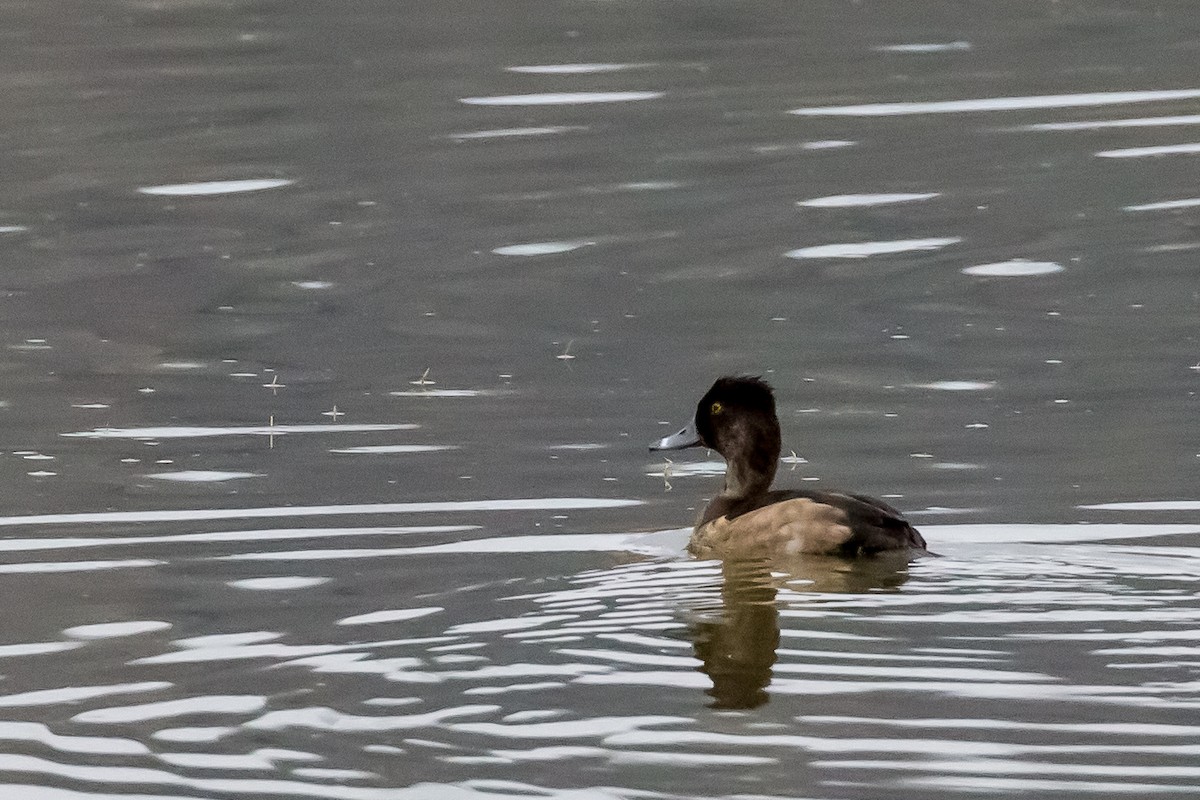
[689,554,912,709]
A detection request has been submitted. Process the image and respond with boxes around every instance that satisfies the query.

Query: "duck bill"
[649,420,702,451]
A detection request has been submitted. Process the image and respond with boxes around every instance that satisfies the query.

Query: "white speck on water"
[157,361,204,370]
[0,225,29,234]
[72,403,110,409]
[292,280,334,290]
[962,259,1064,277]
[965,423,990,429]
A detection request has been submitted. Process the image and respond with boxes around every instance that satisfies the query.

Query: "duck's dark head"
[651,376,782,495]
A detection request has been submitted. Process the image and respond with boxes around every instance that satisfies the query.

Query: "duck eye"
[710,401,723,415]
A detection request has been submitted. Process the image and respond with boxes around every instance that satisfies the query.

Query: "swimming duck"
[651,376,927,559]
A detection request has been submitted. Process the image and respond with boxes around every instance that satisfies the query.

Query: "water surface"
[1,1,1199,798]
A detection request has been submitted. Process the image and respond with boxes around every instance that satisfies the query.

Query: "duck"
[651,376,927,559]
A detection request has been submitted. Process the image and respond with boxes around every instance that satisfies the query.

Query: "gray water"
[1,1,1199,797]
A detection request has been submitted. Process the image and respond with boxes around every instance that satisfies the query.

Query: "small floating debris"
[137,179,294,196]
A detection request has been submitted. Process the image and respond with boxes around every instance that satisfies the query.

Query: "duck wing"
[725,488,926,554]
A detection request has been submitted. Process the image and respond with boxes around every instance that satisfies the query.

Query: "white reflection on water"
[911,380,995,391]
[1124,197,1200,211]
[448,126,587,140]
[387,389,498,398]
[492,241,593,256]
[63,621,171,639]
[1096,142,1200,158]
[875,41,972,53]
[328,444,456,453]
[1019,113,1200,131]
[0,683,171,709]
[792,88,1200,116]
[1080,500,1200,511]
[0,525,477,552]
[786,237,961,259]
[62,423,418,439]
[0,559,161,573]
[460,91,663,106]
[147,471,263,482]
[137,179,293,196]
[506,63,651,74]
[0,499,639,527]
[227,577,330,591]
[962,259,1064,277]
[797,192,939,208]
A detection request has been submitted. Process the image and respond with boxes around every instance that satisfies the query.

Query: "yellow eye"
[710,401,723,415]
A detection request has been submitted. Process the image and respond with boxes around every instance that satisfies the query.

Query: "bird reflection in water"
[688,554,913,709]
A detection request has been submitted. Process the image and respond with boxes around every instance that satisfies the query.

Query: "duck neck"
[719,425,780,501]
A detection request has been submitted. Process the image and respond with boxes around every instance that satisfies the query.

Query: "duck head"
[651,376,782,497]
